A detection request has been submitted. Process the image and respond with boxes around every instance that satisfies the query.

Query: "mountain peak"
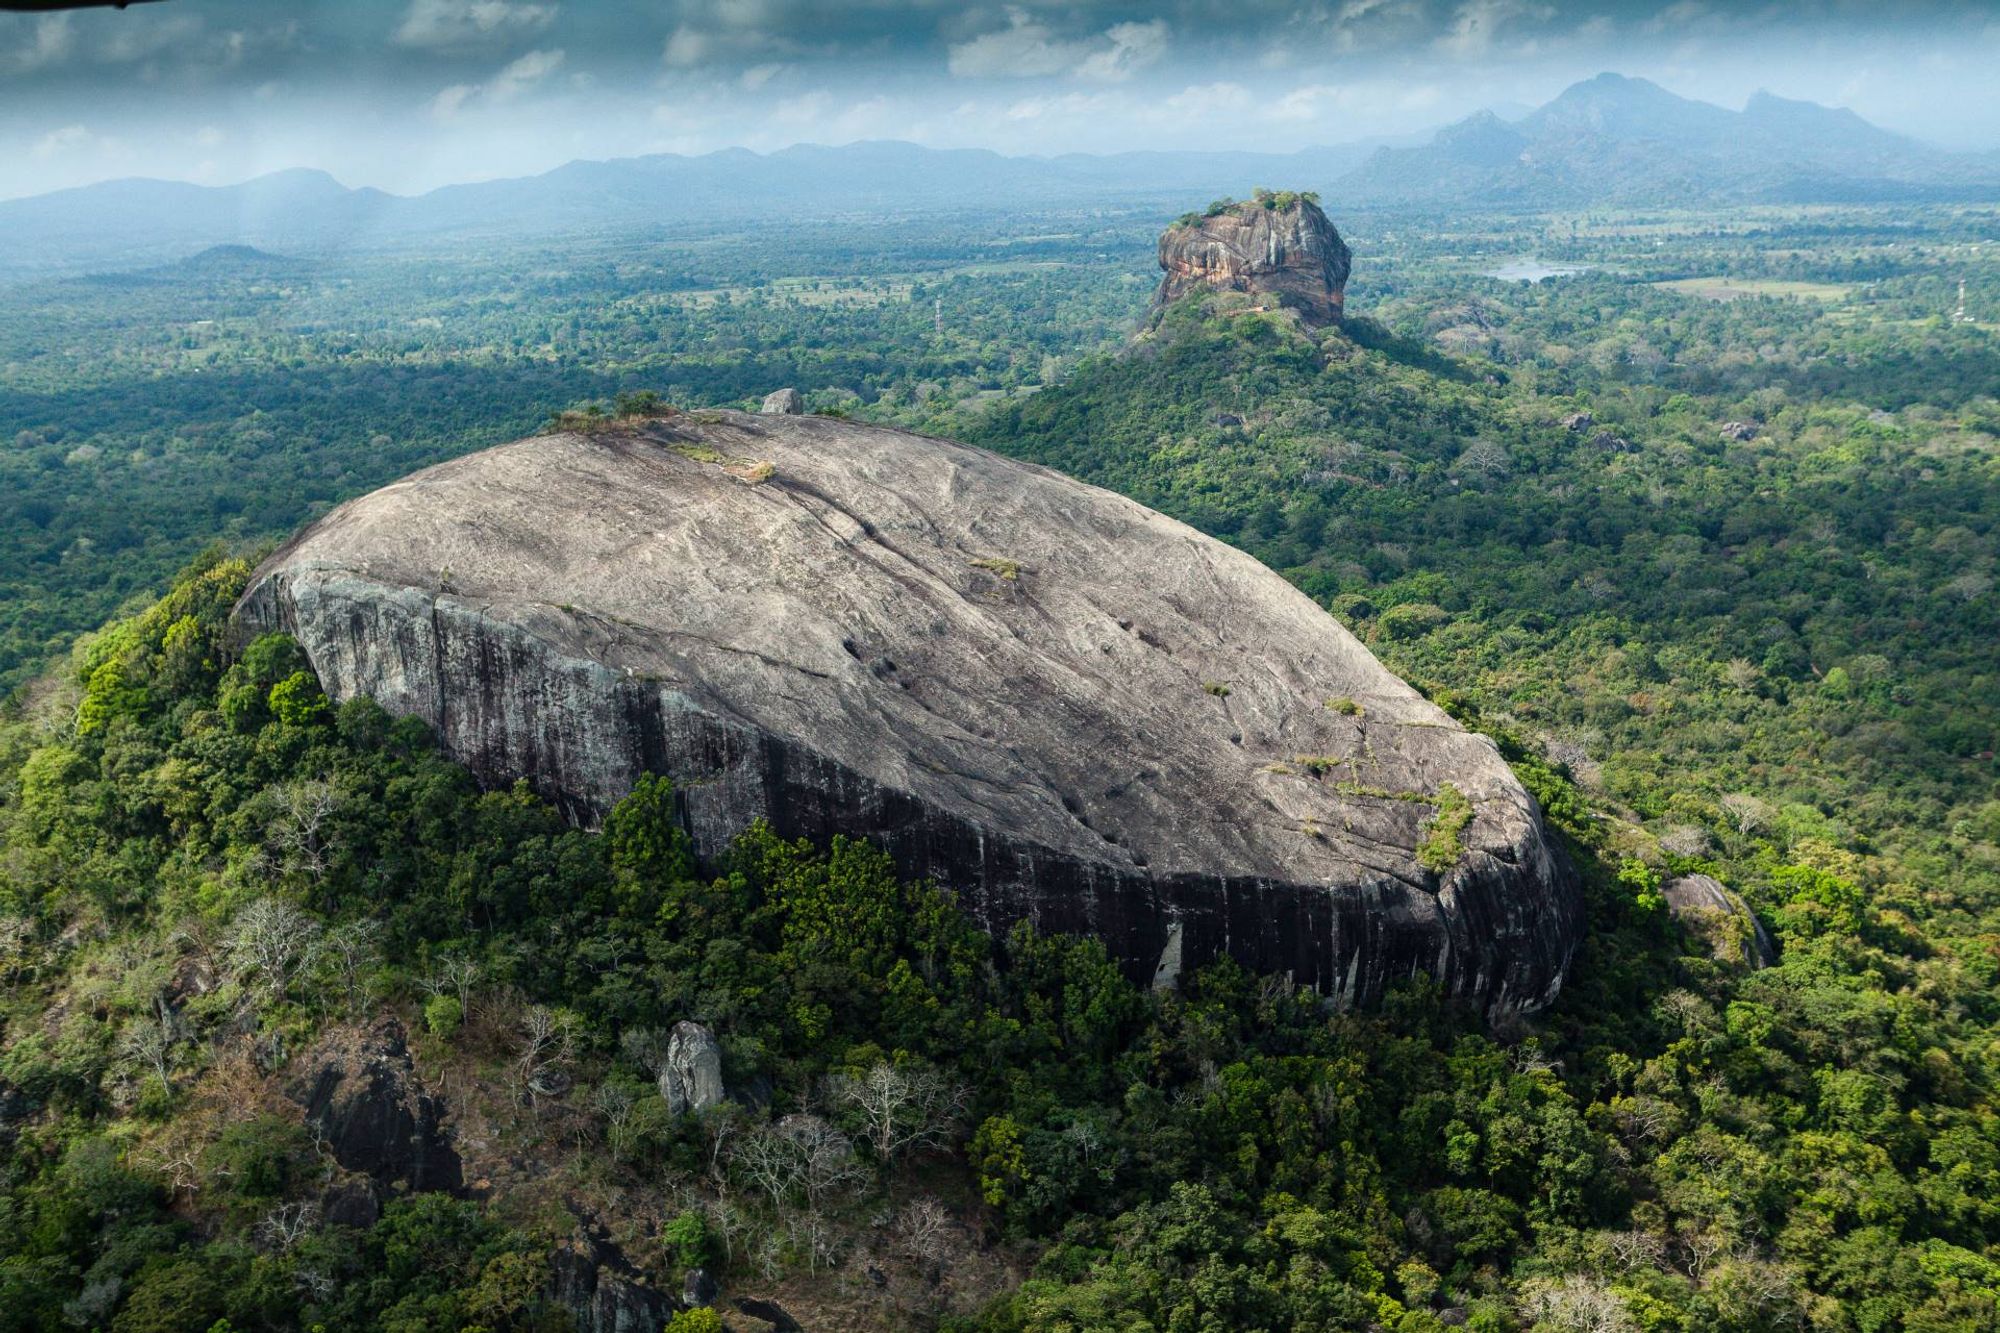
[1156,191,1351,326]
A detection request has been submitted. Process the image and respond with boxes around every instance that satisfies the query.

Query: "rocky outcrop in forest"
[236,410,1580,1015]
[1153,193,1351,325]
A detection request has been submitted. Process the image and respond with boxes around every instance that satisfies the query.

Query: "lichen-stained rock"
[236,411,1581,1016]
[1154,195,1351,325]
[659,1021,725,1114]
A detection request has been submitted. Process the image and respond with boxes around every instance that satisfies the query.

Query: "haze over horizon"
[4,0,1999,202]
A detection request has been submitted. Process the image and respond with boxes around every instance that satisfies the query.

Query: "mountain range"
[4,73,1995,277]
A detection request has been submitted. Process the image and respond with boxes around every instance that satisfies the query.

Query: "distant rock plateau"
[1154,195,1351,325]
[236,411,1581,1014]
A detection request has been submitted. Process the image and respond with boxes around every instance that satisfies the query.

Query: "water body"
[1485,259,1591,283]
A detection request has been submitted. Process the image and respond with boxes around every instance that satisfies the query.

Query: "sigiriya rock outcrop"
[1154,192,1351,325]
[235,410,1580,1016]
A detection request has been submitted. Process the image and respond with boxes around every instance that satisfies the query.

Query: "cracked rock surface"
[236,411,1580,1014]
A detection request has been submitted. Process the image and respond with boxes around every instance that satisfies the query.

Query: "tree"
[117,998,182,1096]
[828,1059,968,1171]
[731,1114,862,1212]
[267,778,340,890]
[515,1004,577,1106]
[226,897,323,1002]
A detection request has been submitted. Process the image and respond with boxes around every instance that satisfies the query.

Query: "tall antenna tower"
[1955,279,1969,324]
[934,296,943,335]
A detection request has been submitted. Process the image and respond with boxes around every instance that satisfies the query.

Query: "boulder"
[1561,411,1594,432]
[761,387,804,415]
[236,412,1581,1016]
[552,1236,675,1333]
[658,1020,725,1115]
[288,1020,462,1194]
[1664,874,1776,968]
[735,1297,804,1332]
[1154,196,1351,326]
[1720,420,1759,441]
[683,1268,719,1308]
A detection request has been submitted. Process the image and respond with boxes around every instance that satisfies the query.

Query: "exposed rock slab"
[1664,874,1775,968]
[1154,196,1351,325]
[288,1020,462,1194]
[236,411,1580,1014]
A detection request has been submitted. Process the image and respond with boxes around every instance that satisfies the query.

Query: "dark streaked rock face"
[289,1020,461,1194]
[1154,197,1351,325]
[236,411,1580,1016]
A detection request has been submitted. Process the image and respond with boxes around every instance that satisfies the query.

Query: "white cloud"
[490,48,564,99]
[1165,82,1253,116]
[1076,20,1170,82]
[1439,0,1556,58]
[4,15,73,74]
[31,124,93,160]
[662,25,709,68]
[395,0,557,52]
[740,63,783,91]
[429,47,564,119]
[949,9,1169,83]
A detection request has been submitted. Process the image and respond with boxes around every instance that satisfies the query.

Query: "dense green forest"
[2,202,1999,1331]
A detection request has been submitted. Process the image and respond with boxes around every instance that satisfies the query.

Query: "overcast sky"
[4,0,1998,200]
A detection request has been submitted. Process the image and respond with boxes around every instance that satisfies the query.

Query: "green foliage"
[666,1310,723,1333]
[267,670,329,726]
[1416,783,1471,873]
[423,993,464,1039]
[662,1209,715,1271]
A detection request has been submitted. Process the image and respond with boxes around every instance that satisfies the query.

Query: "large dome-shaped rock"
[1155,195,1351,325]
[236,411,1579,1014]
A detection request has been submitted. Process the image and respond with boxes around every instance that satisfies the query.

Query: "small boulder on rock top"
[1664,874,1776,968]
[1720,420,1759,441]
[658,1020,725,1115]
[761,387,804,415]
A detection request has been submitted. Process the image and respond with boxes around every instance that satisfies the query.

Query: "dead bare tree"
[1518,1274,1636,1333]
[269,778,341,890]
[828,1060,968,1170]
[118,997,183,1094]
[1721,793,1772,836]
[515,1004,577,1107]
[594,1081,642,1157]
[227,897,324,1002]
[892,1195,958,1263]
[731,1113,862,1212]
[419,954,483,1014]
[320,918,380,1015]
[257,1201,321,1253]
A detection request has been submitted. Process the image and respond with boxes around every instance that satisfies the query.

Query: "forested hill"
[966,286,2000,855]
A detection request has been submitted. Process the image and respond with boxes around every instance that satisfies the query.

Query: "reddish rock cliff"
[1154,193,1351,325]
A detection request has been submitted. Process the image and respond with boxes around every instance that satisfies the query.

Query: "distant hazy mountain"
[0,140,1382,278]
[1343,73,1999,206]
[3,74,1992,277]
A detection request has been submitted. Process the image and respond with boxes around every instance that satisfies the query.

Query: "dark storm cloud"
[2,0,1996,197]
